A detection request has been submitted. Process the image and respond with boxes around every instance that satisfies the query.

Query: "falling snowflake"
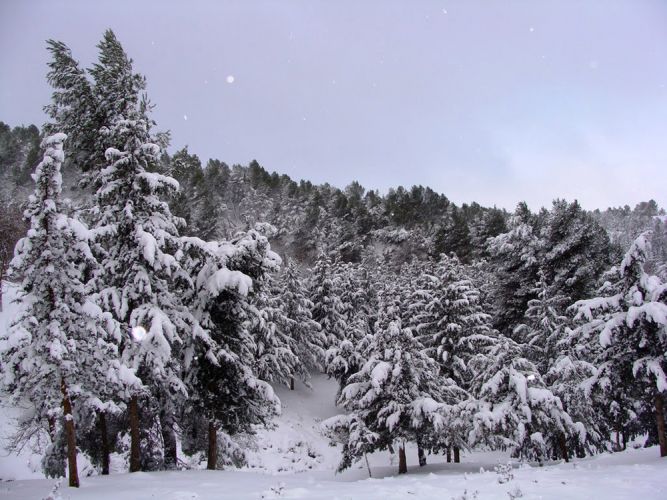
[183,114,188,121]
[442,8,448,14]
[529,27,535,33]
[131,326,147,341]
[226,75,235,84]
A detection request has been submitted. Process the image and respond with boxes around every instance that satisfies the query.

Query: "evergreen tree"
[467,335,580,462]
[572,232,667,457]
[0,134,131,486]
[487,202,542,335]
[310,253,347,363]
[180,230,280,469]
[43,40,96,176]
[324,319,464,474]
[279,260,326,388]
[90,113,193,471]
[541,199,611,303]
[514,271,570,372]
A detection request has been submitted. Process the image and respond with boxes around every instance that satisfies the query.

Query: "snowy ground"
[1,283,667,498]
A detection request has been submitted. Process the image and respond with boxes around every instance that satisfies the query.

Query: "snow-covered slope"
[2,283,667,498]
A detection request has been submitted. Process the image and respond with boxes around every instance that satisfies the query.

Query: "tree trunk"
[290,377,295,391]
[615,430,621,451]
[61,378,79,488]
[559,433,569,463]
[417,443,426,467]
[161,407,177,470]
[446,447,451,463]
[207,420,217,470]
[47,415,56,442]
[129,395,141,472]
[453,446,460,463]
[655,393,667,457]
[398,443,407,474]
[98,412,110,475]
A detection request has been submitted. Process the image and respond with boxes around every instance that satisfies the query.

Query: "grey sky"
[1,0,666,211]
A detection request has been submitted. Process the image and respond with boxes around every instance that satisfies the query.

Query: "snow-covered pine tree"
[325,316,372,396]
[0,134,133,487]
[310,253,347,373]
[279,260,326,389]
[515,272,607,457]
[89,111,194,471]
[179,231,280,469]
[487,202,542,335]
[88,30,162,176]
[246,261,300,387]
[43,40,97,176]
[424,254,497,460]
[514,270,570,372]
[572,231,667,457]
[541,199,611,303]
[324,318,464,474]
[466,334,581,463]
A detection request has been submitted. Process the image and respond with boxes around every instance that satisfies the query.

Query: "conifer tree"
[43,40,96,175]
[324,319,464,474]
[279,260,326,388]
[467,335,581,462]
[90,112,194,471]
[310,253,347,364]
[487,202,542,335]
[0,134,132,486]
[572,232,667,457]
[179,230,280,469]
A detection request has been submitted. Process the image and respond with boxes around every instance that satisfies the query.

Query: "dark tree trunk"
[453,446,460,463]
[207,420,217,470]
[47,415,56,442]
[129,395,141,472]
[417,443,426,467]
[98,412,110,475]
[622,431,628,451]
[446,447,451,463]
[61,378,79,488]
[655,393,667,457]
[290,377,295,391]
[161,407,177,470]
[398,443,407,474]
[559,433,569,463]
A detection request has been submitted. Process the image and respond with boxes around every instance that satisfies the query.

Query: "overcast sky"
[1,0,666,211]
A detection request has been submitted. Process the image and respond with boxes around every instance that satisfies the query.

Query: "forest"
[0,30,666,492]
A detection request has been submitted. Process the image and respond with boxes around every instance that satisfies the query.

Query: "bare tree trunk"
[290,377,295,391]
[48,415,56,442]
[161,406,177,470]
[615,429,621,451]
[98,412,110,475]
[655,393,667,457]
[453,446,460,463]
[398,442,407,474]
[129,395,141,472]
[417,442,426,467]
[446,447,451,463]
[207,420,217,470]
[61,378,79,488]
[559,433,569,463]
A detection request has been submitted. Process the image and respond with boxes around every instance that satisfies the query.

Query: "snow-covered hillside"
[2,283,667,499]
